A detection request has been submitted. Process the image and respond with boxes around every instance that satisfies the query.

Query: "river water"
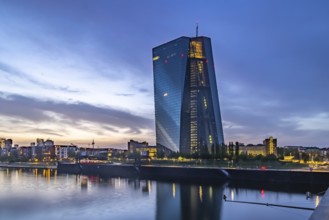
[0,168,321,220]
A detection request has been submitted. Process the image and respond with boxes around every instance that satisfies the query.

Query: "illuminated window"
[203,97,207,109]
[189,41,203,58]
[153,56,160,61]
[197,61,203,73]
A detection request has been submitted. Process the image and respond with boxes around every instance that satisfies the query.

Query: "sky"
[0,0,328,148]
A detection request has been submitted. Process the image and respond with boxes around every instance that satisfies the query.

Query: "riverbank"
[143,158,311,170]
[0,162,57,169]
[1,158,326,171]
[2,161,329,187]
[56,162,329,187]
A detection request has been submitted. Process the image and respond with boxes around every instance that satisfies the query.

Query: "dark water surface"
[0,168,321,220]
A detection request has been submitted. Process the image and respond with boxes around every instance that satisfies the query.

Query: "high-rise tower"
[153,35,224,154]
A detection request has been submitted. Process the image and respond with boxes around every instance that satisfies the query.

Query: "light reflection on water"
[0,168,321,220]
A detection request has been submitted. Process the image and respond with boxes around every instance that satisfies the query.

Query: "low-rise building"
[55,145,78,160]
[128,140,158,159]
[108,148,127,159]
[239,144,266,156]
[20,146,33,159]
[79,147,109,159]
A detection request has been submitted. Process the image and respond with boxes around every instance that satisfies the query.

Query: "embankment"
[0,162,56,169]
[57,163,329,187]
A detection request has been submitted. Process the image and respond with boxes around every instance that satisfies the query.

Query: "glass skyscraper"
[153,36,224,154]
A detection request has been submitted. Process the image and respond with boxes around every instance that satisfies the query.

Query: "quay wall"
[227,169,329,185]
[57,163,329,186]
[139,166,229,182]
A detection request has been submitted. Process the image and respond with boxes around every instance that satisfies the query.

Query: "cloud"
[115,93,135,97]
[0,61,80,94]
[29,128,64,137]
[0,93,154,146]
[0,93,153,130]
[222,120,245,129]
[282,113,329,131]
[138,88,150,93]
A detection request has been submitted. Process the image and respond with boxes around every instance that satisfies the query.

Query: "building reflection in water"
[315,195,320,207]
[156,182,224,220]
[78,176,154,195]
[1,167,58,180]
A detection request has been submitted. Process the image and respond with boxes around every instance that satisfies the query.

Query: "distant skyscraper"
[153,35,224,154]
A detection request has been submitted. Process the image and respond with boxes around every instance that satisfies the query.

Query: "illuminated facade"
[128,139,149,154]
[239,144,266,156]
[263,136,277,156]
[128,140,157,158]
[153,36,224,154]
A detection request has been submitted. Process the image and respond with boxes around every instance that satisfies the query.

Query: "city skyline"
[0,1,329,148]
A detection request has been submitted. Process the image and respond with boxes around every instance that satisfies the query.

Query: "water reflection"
[315,195,320,207]
[0,168,323,220]
[74,174,154,195]
[156,182,224,220]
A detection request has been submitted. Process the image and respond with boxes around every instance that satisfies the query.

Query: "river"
[0,168,321,220]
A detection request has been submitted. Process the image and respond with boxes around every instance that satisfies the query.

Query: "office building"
[263,136,277,156]
[153,34,224,154]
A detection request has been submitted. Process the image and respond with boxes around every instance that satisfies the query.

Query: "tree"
[215,144,220,159]
[168,152,180,159]
[255,154,264,161]
[276,147,284,158]
[314,155,322,162]
[211,144,214,155]
[301,152,310,163]
[238,154,248,161]
[263,154,277,161]
[157,150,165,159]
[200,152,211,159]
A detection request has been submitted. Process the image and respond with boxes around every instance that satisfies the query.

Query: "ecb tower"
[153,34,224,154]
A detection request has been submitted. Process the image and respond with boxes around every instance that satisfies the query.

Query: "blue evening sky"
[0,0,328,147]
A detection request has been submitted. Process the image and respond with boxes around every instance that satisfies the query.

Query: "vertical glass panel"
[153,37,190,152]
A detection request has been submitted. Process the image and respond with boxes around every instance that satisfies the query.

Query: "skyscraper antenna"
[196,22,199,37]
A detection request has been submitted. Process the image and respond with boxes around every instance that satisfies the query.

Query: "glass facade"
[153,36,224,154]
